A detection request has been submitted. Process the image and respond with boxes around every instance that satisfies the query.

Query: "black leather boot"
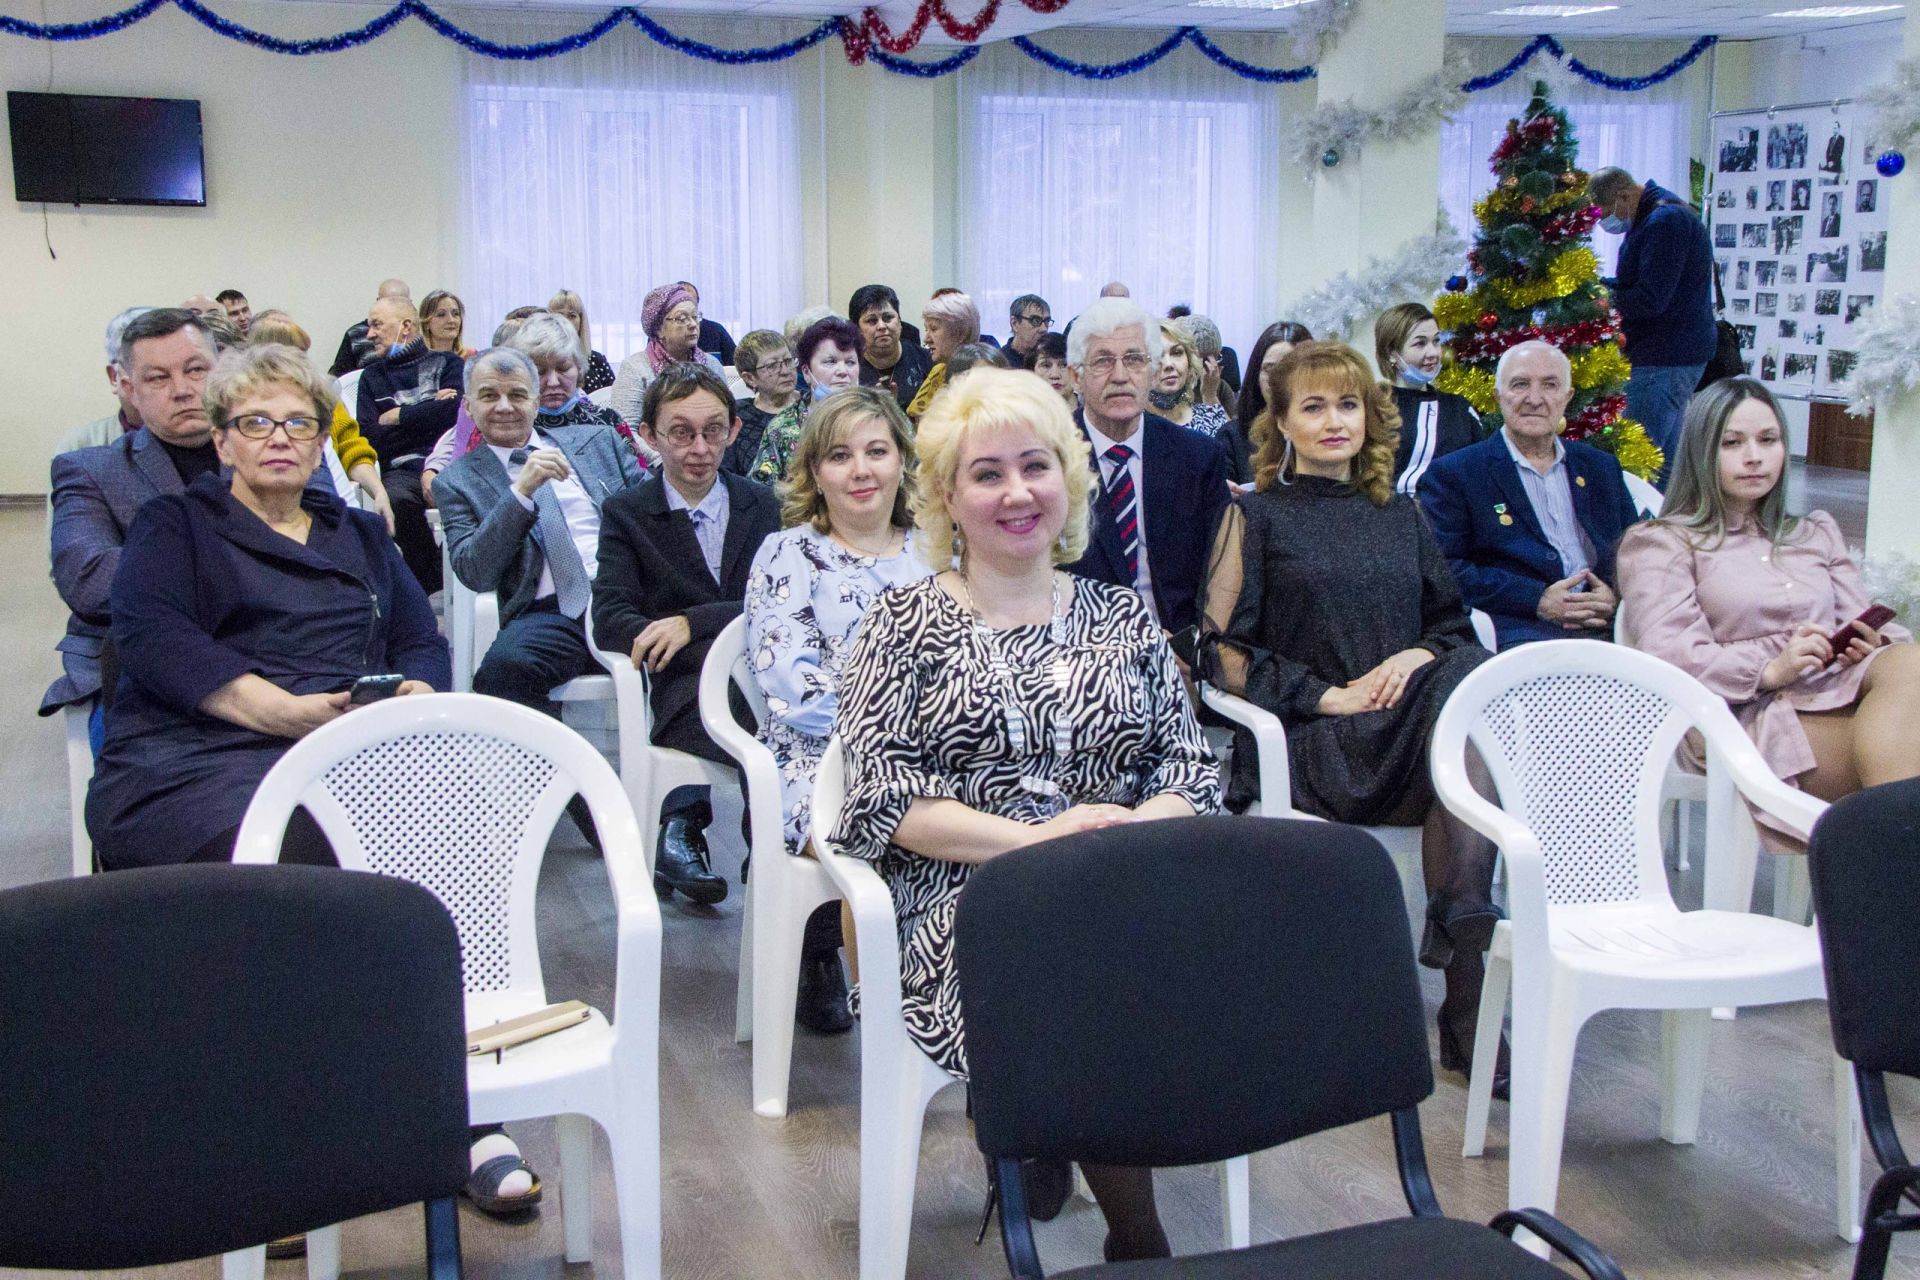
[796,902,852,1033]
[655,816,727,905]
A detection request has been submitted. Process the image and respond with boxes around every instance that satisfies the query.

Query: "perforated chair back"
[234,693,645,1023]
[956,816,1432,1168]
[1442,642,1697,910]
[0,865,468,1270]
[1810,778,1920,1077]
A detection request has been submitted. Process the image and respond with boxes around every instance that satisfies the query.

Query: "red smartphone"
[1828,604,1896,657]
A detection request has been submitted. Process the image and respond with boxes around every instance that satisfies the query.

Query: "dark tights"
[1082,1164,1170,1261]
[189,806,335,866]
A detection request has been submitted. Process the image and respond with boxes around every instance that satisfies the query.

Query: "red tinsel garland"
[1565,394,1628,440]
[841,0,1069,62]
[1449,315,1621,363]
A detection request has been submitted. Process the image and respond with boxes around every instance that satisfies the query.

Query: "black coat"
[591,473,780,749]
[356,341,465,464]
[1388,385,1482,497]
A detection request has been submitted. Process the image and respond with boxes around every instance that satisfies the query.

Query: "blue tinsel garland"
[0,0,1715,87]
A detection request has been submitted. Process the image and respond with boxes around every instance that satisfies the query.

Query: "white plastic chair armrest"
[1431,745,1553,959]
[1198,683,1293,813]
[1710,721,1826,843]
[814,842,906,1022]
[474,592,501,660]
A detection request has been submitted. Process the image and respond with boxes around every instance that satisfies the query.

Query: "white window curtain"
[461,16,815,363]
[1441,40,1705,270]
[957,33,1289,351]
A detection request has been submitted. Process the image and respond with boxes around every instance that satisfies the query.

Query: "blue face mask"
[813,380,842,403]
[1600,214,1630,236]
[1399,363,1438,388]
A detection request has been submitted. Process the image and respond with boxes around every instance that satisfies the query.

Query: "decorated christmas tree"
[1431,82,1664,480]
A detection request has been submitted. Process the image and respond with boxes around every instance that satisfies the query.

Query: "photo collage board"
[1710,103,1888,400]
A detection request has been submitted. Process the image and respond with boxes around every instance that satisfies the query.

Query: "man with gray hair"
[1063,296,1230,643]
[1588,165,1715,481]
[54,307,154,456]
[1420,339,1640,648]
[330,277,411,377]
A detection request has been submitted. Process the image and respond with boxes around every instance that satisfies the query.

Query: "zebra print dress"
[832,574,1221,1078]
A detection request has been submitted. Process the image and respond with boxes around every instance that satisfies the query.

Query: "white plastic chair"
[699,616,843,1117]
[1429,641,1860,1243]
[587,384,616,410]
[812,739,1249,1279]
[232,694,663,1279]
[62,700,93,877]
[1197,683,1428,926]
[1622,470,1664,520]
[1470,608,1498,653]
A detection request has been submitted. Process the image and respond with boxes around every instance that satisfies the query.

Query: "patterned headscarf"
[642,283,698,375]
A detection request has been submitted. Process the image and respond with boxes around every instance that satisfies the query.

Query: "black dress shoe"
[655,817,728,905]
[796,952,853,1034]
[1438,1016,1511,1102]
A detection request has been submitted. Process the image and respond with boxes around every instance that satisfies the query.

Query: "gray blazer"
[432,423,645,628]
[43,428,187,714]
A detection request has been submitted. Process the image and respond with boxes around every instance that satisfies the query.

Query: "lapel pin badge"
[1494,502,1514,526]
[1575,475,1587,487]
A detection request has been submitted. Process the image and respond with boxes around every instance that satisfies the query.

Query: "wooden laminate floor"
[4,465,1910,1280]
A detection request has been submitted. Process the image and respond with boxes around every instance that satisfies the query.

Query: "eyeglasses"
[753,356,798,374]
[1018,313,1052,328]
[666,311,703,327]
[1080,352,1152,376]
[227,413,325,441]
[661,424,730,446]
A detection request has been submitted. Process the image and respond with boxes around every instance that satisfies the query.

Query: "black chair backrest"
[0,864,470,1269]
[1809,778,1920,1077]
[956,816,1432,1167]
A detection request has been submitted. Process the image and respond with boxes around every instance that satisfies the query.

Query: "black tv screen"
[9,91,206,207]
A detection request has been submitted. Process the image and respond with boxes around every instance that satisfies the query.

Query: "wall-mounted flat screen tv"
[9,91,206,207]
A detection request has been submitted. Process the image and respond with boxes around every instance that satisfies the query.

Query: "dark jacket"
[591,473,780,745]
[1611,180,1717,367]
[330,320,372,378]
[860,342,934,411]
[698,319,737,368]
[1419,431,1642,649]
[356,340,465,464]
[1389,385,1482,498]
[1065,409,1231,634]
[85,475,450,868]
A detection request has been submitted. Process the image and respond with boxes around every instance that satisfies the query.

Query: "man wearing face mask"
[1587,166,1715,484]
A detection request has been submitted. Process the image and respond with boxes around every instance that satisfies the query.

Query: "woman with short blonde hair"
[834,364,1218,1260]
[546,288,615,392]
[904,289,983,421]
[1151,319,1232,444]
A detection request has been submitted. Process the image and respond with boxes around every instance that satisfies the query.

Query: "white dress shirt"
[1501,429,1595,579]
[490,429,602,602]
[1085,416,1158,622]
[664,475,732,583]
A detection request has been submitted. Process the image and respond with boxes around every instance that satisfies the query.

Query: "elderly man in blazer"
[1062,296,1231,647]
[43,308,219,741]
[433,347,644,713]
[593,363,780,904]
[1421,340,1642,650]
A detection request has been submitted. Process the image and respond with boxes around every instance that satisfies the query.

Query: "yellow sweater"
[331,402,377,473]
[905,361,948,422]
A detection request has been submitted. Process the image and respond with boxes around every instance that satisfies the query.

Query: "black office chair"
[1808,777,1920,1279]
[0,864,469,1276]
[953,815,1627,1279]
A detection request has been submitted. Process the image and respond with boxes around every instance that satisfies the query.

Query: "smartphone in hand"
[1828,605,1897,659]
[348,673,406,705]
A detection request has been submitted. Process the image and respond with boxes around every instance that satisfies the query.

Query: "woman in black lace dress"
[1203,341,1504,1090]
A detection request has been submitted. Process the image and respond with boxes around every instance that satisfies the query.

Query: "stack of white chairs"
[1429,641,1860,1245]
[231,694,664,1280]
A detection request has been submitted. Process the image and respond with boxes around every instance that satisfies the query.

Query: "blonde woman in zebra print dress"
[832,367,1219,1264]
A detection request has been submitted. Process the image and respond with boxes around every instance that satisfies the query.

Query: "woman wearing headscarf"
[609,283,723,427]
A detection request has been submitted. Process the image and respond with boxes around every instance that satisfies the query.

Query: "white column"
[1306,0,1447,350]
[1865,15,1920,559]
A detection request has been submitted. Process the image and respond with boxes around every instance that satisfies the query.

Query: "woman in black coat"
[1374,302,1482,497]
[86,343,449,871]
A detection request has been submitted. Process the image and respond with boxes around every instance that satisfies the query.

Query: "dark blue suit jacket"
[1065,409,1230,634]
[1419,431,1641,649]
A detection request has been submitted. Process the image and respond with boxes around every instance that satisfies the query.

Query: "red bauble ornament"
[1478,313,1499,332]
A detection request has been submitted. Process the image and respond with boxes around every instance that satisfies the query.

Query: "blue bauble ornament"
[1878,150,1906,177]
[1321,147,1340,168]
[1446,274,1468,292]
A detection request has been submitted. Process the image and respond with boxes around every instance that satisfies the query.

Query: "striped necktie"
[1103,443,1138,585]
[509,448,592,620]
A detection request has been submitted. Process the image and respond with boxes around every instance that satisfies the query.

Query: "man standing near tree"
[1587,166,1715,484]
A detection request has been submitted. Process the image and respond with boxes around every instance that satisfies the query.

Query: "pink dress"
[1617,511,1910,788]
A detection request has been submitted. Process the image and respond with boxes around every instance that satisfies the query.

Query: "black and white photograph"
[1846,294,1875,324]
[1735,323,1757,350]
[1782,264,1800,283]
[1822,120,1847,173]
[1746,185,1759,209]
[1808,244,1850,282]
[1861,230,1888,272]
[1755,292,1778,317]
[1716,187,1737,209]
[1742,222,1768,249]
[1785,351,1819,379]
[1779,318,1798,338]
[1760,349,1779,380]
[1815,288,1842,315]
[1786,291,1807,312]
[1791,178,1812,211]
[1756,260,1779,287]
[1857,178,1877,212]
[1810,322,1829,346]
[1720,125,1760,172]
[1732,297,1751,314]
[1767,180,1787,210]
[1715,222,1737,248]
[1736,260,1751,291]
[1829,348,1860,383]
[1768,121,1809,169]
[1820,191,1841,240]
[1772,214,1803,256]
